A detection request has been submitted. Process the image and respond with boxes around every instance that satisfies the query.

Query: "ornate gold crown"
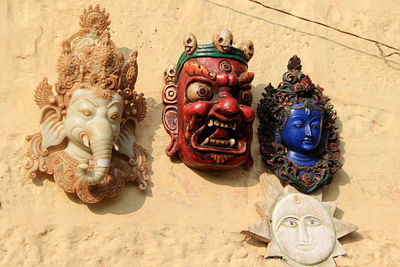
[35,5,146,122]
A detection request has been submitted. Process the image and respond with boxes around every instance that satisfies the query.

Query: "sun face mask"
[162,30,255,171]
[242,174,358,267]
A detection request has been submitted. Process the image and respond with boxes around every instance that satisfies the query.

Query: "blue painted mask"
[281,104,323,166]
[258,55,342,193]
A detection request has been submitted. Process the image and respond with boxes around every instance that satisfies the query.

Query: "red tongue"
[209,128,229,139]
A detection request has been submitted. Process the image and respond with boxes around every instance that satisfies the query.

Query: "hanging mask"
[25,5,149,203]
[162,30,255,170]
[258,55,341,193]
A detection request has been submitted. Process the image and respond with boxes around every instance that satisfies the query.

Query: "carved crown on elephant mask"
[25,5,149,203]
[162,30,255,170]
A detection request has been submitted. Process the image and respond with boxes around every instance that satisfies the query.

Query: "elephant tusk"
[113,142,119,151]
[96,159,110,167]
[82,134,90,148]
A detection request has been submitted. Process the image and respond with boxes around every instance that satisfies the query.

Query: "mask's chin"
[189,116,247,154]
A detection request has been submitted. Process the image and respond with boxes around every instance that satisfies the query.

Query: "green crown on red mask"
[176,30,254,75]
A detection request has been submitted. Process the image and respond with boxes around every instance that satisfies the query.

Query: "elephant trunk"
[77,138,113,185]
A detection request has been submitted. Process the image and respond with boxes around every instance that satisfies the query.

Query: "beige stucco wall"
[1,0,399,266]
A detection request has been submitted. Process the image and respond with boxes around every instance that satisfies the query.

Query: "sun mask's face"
[272,194,336,265]
[281,103,323,159]
[241,174,358,267]
[176,57,254,170]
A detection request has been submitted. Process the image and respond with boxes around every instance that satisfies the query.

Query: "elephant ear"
[40,105,66,149]
[116,119,136,158]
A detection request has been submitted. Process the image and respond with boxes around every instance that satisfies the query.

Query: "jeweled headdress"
[258,55,341,193]
[36,4,145,122]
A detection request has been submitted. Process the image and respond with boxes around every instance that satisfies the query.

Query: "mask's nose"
[298,221,312,243]
[213,91,240,116]
[305,124,312,138]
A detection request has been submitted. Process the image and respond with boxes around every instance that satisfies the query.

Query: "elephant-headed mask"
[25,5,149,203]
[258,55,341,193]
[162,30,255,171]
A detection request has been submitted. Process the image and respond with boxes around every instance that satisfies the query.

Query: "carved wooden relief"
[242,174,357,266]
[25,5,149,203]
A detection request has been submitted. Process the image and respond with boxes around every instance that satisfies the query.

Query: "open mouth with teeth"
[190,117,247,154]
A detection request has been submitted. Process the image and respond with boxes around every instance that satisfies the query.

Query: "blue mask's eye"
[311,121,321,128]
[293,120,305,128]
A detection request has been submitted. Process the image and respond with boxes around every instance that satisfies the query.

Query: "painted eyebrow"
[290,116,306,121]
[70,97,99,107]
[310,116,322,122]
[106,100,123,108]
[277,215,300,225]
[302,215,324,224]
[303,215,321,220]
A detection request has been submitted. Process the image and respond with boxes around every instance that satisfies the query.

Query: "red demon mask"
[162,30,255,170]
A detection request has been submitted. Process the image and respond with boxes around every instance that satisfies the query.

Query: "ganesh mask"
[258,55,341,193]
[162,30,255,170]
[25,5,149,203]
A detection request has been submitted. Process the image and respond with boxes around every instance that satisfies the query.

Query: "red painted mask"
[162,30,255,170]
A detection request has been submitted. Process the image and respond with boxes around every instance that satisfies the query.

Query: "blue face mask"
[281,103,323,166]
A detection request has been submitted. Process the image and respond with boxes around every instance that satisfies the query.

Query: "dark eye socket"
[242,91,252,102]
[235,89,252,106]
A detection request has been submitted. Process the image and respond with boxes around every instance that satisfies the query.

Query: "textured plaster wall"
[0,0,399,266]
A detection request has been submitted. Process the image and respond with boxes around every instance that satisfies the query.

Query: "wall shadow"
[32,172,54,186]
[244,236,268,248]
[193,166,260,188]
[323,114,350,202]
[87,186,151,215]
[136,96,163,187]
[340,231,364,245]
